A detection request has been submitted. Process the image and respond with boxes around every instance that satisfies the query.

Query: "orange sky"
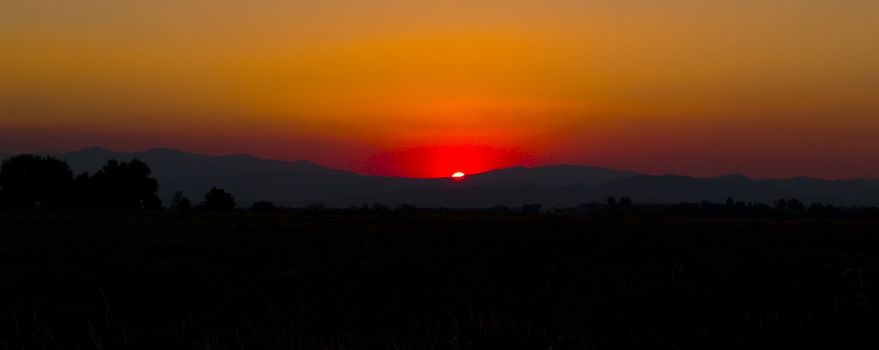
[2,0,878,178]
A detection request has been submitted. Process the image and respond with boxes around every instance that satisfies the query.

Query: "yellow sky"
[2,0,878,177]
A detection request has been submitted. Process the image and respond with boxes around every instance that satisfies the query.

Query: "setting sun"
[451,171,466,182]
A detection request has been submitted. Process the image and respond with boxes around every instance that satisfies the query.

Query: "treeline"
[0,155,235,211]
[236,200,879,220]
[2,154,879,219]
[558,196,879,220]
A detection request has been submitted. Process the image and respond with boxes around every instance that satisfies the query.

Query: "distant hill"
[459,164,636,187]
[59,147,438,206]
[4,146,874,207]
[763,177,879,206]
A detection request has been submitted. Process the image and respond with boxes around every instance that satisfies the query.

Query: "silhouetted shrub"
[200,187,236,212]
[0,155,75,210]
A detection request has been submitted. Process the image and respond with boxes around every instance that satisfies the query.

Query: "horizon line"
[1,145,876,182]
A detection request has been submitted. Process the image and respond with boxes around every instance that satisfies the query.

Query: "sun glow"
[361,145,534,178]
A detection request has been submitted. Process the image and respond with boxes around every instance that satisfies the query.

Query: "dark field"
[2,212,879,349]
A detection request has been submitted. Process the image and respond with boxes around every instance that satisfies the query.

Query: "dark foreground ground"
[2,212,879,349]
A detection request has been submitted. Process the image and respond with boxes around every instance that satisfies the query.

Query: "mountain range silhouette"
[4,147,878,207]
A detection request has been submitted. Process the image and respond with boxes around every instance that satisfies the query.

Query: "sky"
[2,0,878,178]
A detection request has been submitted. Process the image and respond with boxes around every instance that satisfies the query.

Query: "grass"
[1,211,879,349]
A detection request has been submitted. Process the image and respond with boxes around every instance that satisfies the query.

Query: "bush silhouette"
[200,187,236,212]
[0,155,75,210]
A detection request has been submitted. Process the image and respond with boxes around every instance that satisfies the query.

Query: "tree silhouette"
[84,159,161,210]
[0,155,74,210]
[200,187,236,212]
[170,191,192,211]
